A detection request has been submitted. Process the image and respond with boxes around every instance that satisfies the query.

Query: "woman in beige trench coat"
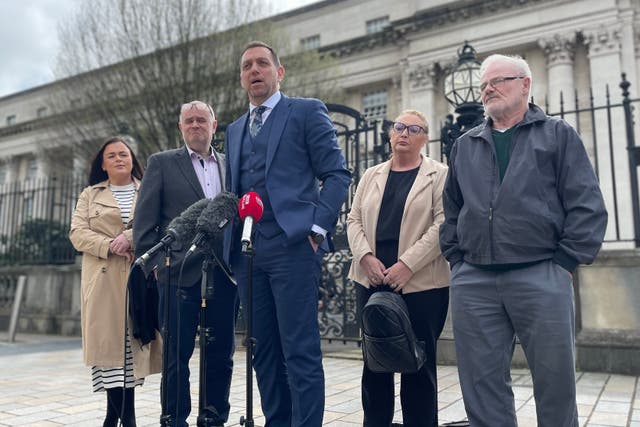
[69,137,148,427]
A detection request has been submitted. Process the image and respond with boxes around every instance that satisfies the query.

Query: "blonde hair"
[393,109,429,134]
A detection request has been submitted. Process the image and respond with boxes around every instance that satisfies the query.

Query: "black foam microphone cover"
[195,191,239,237]
[167,198,210,243]
[187,192,239,256]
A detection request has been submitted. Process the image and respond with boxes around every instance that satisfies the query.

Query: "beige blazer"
[70,178,161,377]
[347,156,450,293]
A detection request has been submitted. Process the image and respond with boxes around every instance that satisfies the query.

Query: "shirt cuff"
[311,224,327,237]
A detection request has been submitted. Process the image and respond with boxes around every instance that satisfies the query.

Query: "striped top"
[91,335,143,391]
[109,182,135,224]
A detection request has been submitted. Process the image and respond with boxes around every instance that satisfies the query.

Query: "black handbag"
[361,290,426,373]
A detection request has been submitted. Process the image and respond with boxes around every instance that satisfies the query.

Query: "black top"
[375,166,419,267]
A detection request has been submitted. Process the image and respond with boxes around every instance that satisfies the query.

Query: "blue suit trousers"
[231,232,325,427]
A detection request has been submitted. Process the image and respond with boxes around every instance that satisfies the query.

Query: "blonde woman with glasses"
[347,110,450,427]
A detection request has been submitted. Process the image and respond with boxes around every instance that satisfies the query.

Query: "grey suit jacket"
[133,146,225,287]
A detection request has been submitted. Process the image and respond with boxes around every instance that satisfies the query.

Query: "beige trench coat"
[346,156,451,293]
[69,179,161,377]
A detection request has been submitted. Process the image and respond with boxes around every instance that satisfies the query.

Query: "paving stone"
[0,334,636,426]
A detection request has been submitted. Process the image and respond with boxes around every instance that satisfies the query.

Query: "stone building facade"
[1,0,638,183]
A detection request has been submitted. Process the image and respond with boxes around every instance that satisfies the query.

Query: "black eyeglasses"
[392,121,427,136]
[479,76,525,92]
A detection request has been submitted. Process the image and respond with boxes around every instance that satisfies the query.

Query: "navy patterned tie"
[250,106,267,138]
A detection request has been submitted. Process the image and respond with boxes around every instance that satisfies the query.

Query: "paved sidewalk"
[0,334,639,426]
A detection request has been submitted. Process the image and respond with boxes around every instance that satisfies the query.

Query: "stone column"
[73,151,88,181]
[585,25,624,102]
[538,33,577,126]
[407,62,439,159]
[391,75,402,118]
[396,58,409,116]
[618,11,638,99]
[0,157,20,240]
[584,24,631,244]
[34,152,50,180]
[4,156,20,184]
[635,24,640,93]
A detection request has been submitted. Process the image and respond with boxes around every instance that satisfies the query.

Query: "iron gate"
[317,105,390,341]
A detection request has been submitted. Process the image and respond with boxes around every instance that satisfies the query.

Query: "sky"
[0,0,318,99]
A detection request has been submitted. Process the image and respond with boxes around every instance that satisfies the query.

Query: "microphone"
[238,191,264,253]
[186,192,239,256]
[134,198,210,266]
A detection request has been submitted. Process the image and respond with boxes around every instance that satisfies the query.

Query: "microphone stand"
[160,246,172,427]
[197,256,214,427]
[239,241,255,427]
[197,246,236,427]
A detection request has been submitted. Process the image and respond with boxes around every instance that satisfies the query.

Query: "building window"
[301,34,320,51]
[366,16,390,34]
[362,89,388,120]
[6,115,16,126]
[37,107,48,118]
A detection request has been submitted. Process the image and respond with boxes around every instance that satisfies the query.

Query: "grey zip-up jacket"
[439,104,607,272]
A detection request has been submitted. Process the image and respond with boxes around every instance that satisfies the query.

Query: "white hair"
[480,54,532,99]
[479,54,532,78]
[180,101,216,123]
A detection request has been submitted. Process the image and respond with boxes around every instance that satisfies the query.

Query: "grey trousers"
[450,260,578,427]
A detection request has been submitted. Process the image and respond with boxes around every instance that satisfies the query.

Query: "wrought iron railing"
[0,175,82,267]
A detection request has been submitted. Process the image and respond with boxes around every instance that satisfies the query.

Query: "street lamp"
[440,41,485,163]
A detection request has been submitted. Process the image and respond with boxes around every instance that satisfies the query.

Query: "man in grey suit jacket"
[133,101,237,427]
[225,42,351,427]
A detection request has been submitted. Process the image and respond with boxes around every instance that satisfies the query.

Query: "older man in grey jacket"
[439,54,607,426]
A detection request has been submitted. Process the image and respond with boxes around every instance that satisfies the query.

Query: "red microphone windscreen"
[238,191,264,222]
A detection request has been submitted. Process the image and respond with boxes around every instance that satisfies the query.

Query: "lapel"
[373,161,391,199]
[174,146,205,199]
[92,181,118,207]
[403,157,434,214]
[372,158,435,218]
[213,149,226,190]
[127,178,141,227]
[265,95,292,173]
[228,114,249,192]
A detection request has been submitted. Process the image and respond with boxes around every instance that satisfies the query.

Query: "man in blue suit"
[225,41,351,426]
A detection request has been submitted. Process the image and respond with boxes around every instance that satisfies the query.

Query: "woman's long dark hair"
[88,137,144,186]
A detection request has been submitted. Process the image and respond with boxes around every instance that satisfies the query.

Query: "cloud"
[0,0,316,99]
[0,0,79,98]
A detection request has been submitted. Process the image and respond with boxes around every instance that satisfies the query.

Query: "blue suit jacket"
[224,94,351,259]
